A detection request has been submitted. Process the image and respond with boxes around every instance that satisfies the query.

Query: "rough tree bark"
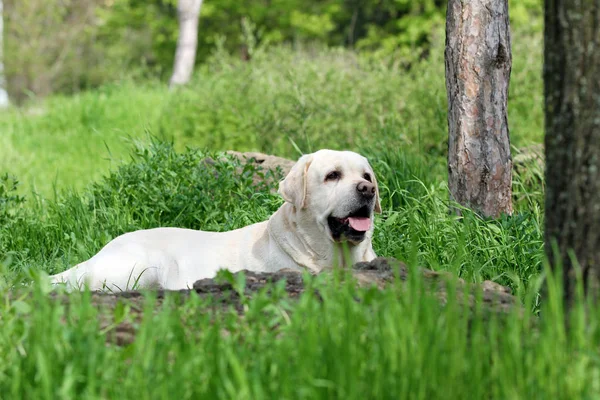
[445,0,513,218]
[0,0,9,108]
[169,0,203,88]
[544,0,600,304]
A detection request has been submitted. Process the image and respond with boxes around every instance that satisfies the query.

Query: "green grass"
[0,26,582,399]
[0,27,542,197]
[0,139,550,398]
[1,246,598,398]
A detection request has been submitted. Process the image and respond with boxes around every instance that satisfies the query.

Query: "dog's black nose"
[357,181,375,200]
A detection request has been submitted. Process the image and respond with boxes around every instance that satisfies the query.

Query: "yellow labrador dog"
[50,149,381,291]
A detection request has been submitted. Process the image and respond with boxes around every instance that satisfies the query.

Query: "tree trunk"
[445,0,513,218]
[169,0,203,88]
[0,0,9,108]
[544,0,600,304]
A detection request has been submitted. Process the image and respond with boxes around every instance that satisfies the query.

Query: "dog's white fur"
[50,149,380,291]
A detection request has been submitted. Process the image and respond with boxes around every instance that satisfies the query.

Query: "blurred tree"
[170,0,203,87]
[4,0,100,102]
[544,0,600,305]
[0,0,8,108]
[445,0,513,218]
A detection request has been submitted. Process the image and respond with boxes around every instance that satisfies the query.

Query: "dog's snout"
[356,181,375,199]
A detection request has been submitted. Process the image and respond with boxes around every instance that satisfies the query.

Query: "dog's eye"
[325,171,341,181]
[363,173,372,182]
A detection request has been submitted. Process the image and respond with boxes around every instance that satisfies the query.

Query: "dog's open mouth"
[327,205,372,243]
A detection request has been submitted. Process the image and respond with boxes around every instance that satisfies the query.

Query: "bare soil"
[42,257,518,346]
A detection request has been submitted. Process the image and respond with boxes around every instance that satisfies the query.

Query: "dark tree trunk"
[544,0,600,304]
[445,0,513,218]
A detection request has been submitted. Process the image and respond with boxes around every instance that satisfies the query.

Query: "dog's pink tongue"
[348,217,371,232]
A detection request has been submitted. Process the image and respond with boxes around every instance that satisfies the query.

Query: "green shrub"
[0,141,284,272]
[0,174,25,225]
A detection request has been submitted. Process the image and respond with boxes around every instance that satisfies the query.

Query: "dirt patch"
[43,257,518,346]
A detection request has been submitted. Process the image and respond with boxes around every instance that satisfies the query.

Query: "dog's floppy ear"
[278,154,313,209]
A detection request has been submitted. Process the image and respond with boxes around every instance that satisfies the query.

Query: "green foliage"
[95,0,442,66]
[0,174,25,225]
[95,0,179,77]
[510,0,544,33]
[0,25,543,196]
[98,0,542,66]
[3,0,542,97]
[355,0,445,60]
[0,142,284,272]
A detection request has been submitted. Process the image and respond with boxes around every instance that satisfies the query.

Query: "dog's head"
[279,149,381,244]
